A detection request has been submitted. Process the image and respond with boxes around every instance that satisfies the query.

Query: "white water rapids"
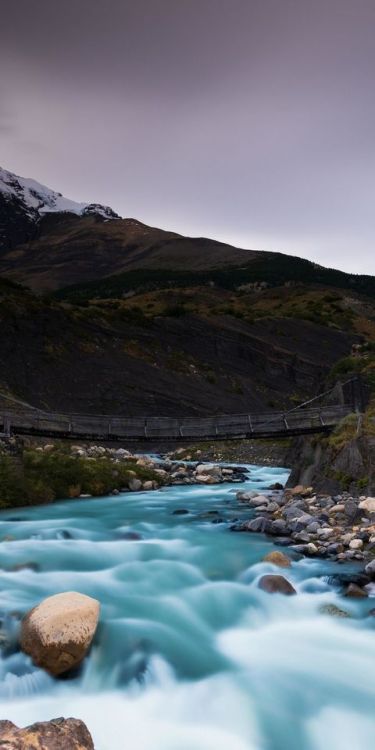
[1,463,375,749]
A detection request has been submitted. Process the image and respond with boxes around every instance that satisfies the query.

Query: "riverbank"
[167,438,291,466]
[0,439,249,509]
[233,483,375,581]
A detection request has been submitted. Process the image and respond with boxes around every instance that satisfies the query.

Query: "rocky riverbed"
[233,484,375,590]
[67,445,249,491]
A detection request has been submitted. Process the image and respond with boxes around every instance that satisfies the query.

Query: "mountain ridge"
[0,167,374,299]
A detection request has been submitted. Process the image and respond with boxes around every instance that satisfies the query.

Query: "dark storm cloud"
[1,0,374,273]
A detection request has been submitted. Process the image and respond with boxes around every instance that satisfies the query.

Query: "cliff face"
[286,419,375,496]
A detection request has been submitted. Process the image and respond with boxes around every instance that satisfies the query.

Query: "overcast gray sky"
[1,0,374,274]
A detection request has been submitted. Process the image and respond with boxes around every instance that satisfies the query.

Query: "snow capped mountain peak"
[0,167,119,220]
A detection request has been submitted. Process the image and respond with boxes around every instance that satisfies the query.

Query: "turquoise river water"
[1,463,375,749]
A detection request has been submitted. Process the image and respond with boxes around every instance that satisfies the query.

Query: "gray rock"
[270,519,288,536]
[306,521,320,534]
[293,531,311,543]
[365,560,375,578]
[128,478,142,492]
[326,543,343,555]
[246,517,272,533]
[344,499,362,524]
[264,502,279,513]
[283,503,308,521]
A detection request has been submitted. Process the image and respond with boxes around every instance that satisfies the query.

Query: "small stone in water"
[258,574,296,595]
[319,604,350,618]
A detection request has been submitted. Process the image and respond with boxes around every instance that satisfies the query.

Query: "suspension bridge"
[0,378,365,442]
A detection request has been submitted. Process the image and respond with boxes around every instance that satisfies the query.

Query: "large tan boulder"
[359,497,375,513]
[196,474,217,484]
[20,592,100,676]
[262,551,291,568]
[196,463,222,478]
[0,718,94,750]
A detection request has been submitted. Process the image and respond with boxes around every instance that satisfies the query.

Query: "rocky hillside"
[0,277,372,417]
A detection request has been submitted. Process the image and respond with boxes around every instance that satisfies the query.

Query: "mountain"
[0,166,119,255]
[1,167,374,298]
[0,166,373,420]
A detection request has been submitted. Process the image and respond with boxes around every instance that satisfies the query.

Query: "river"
[1,462,375,749]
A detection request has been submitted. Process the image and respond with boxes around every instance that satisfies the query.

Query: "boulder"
[20,592,100,676]
[349,538,363,550]
[0,718,94,750]
[344,499,362,523]
[258,574,296,595]
[128,478,142,491]
[269,519,288,536]
[345,583,368,598]
[196,463,221,477]
[359,497,375,513]
[43,444,55,453]
[305,543,318,555]
[264,501,279,513]
[115,448,132,459]
[196,473,218,484]
[283,503,308,521]
[246,517,272,533]
[365,559,375,578]
[236,491,257,502]
[262,551,291,568]
[142,481,154,491]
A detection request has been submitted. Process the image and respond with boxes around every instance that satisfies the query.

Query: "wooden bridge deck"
[0,403,353,442]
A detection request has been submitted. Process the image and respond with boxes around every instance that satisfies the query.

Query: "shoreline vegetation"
[0,440,249,510]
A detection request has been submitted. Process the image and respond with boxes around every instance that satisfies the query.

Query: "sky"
[1,0,374,274]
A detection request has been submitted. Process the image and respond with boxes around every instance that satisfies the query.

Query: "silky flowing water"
[1,463,375,750]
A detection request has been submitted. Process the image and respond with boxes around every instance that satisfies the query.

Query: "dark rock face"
[258,574,297,595]
[0,718,94,750]
[286,434,375,496]
[0,283,356,417]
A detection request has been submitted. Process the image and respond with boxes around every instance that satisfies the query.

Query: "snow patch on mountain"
[0,167,119,220]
